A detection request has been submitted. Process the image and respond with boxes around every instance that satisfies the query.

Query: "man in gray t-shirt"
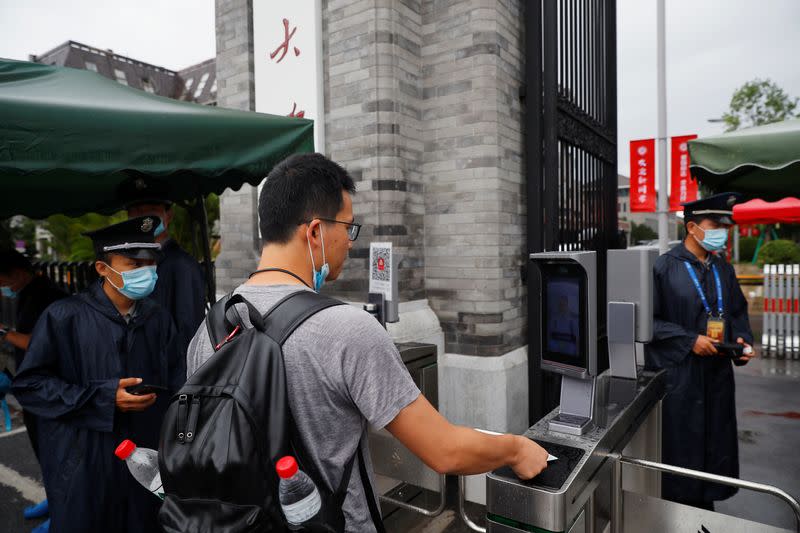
[187,153,549,532]
[187,283,417,531]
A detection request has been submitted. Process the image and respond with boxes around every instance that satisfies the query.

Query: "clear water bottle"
[114,439,164,500]
[276,456,321,525]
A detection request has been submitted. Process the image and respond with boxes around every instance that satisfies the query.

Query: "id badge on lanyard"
[706,317,725,343]
[683,261,725,342]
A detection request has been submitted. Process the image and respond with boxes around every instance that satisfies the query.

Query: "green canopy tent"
[688,118,800,200]
[0,58,315,300]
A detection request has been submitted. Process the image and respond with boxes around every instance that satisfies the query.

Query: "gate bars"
[762,264,800,359]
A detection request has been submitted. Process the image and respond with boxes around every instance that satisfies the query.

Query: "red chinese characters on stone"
[288,102,305,118]
[270,18,301,63]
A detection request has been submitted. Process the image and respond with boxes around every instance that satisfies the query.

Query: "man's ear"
[95,260,108,277]
[306,220,321,242]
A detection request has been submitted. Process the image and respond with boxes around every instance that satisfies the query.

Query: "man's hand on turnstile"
[509,436,549,480]
[385,394,548,478]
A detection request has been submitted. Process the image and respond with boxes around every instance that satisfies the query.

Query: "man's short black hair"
[0,249,33,275]
[258,153,356,245]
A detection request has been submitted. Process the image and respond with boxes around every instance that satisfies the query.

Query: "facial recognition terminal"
[530,251,597,435]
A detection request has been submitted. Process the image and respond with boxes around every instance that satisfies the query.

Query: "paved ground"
[0,355,797,532]
[0,403,46,533]
[716,356,800,530]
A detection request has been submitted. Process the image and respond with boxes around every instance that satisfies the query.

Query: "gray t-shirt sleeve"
[186,319,212,379]
[337,308,421,430]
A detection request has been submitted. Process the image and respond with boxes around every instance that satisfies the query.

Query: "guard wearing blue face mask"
[12,216,185,533]
[645,192,755,513]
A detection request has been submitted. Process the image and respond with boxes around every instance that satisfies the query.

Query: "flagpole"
[656,0,669,254]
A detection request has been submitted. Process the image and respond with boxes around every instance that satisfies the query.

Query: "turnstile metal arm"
[614,454,800,532]
[458,476,486,533]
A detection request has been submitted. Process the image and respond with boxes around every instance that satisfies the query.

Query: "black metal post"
[195,192,216,307]
[525,0,543,425]
[605,0,618,250]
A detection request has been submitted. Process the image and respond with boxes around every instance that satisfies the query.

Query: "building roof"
[178,58,217,105]
[618,174,630,189]
[30,40,216,105]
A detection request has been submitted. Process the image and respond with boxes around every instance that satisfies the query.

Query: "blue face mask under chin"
[153,219,166,238]
[1,286,17,299]
[695,227,728,252]
[307,225,330,293]
[105,264,158,300]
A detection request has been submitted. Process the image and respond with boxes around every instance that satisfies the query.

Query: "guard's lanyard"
[683,261,723,318]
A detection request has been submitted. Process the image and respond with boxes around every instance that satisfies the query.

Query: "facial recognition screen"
[541,263,587,370]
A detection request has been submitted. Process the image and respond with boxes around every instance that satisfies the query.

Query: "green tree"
[169,194,220,260]
[722,78,799,132]
[757,239,800,266]
[3,194,220,263]
[738,236,759,263]
[631,221,658,244]
[44,212,128,262]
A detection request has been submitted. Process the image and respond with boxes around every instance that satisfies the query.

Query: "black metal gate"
[525,0,618,423]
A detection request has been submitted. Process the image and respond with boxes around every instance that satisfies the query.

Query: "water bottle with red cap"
[276,455,321,525]
[114,439,164,500]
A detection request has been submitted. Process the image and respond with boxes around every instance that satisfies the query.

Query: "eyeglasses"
[306,218,361,241]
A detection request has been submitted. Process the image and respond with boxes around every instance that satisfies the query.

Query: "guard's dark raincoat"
[12,281,184,533]
[645,243,753,504]
[151,238,205,360]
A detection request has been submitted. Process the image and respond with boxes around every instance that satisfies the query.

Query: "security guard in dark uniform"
[121,178,206,361]
[645,192,756,511]
[13,216,184,533]
[0,250,66,526]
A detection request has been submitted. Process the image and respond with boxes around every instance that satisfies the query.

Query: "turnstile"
[369,342,446,517]
[486,369,665,533]
[485,368,800,533]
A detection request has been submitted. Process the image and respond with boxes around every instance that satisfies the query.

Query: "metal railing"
[614,454,800,532]
[31,261,99,295]
[458,476,486,533]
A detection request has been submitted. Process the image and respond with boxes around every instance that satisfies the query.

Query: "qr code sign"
[371,246,391,281]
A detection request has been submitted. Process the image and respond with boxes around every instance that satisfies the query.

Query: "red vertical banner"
[630,139,656,212]
[670,134,698,211]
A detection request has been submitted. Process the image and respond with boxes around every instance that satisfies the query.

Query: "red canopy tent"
[731,197,800,263]
[733,197,800,225]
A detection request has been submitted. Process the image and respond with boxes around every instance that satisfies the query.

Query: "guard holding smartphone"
[645,192,755,513]
[12,217,184,533]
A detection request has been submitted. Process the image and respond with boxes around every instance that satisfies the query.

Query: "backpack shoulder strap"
[358,444,387,532]
[262,290,345,345]
[205,293,233,348]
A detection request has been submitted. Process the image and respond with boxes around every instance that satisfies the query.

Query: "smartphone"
[714,343,744,359]
[125,384,168,396]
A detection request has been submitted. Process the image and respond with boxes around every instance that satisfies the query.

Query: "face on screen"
[546,279,580,357]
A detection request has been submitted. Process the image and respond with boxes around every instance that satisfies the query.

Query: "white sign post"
[253,0,325,151]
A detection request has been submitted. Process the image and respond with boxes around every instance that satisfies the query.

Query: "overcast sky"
[0,0,215,71]
[1,0,799,177]
[618,0,800,175]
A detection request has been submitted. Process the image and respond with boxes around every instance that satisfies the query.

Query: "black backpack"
[158,290,386,533]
